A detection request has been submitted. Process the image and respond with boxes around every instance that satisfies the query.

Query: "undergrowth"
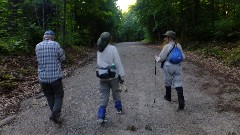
[0,45,94,95]
[184,41,240,67]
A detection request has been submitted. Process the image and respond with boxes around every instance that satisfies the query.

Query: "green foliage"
[0,71,16,94]
[131,0,240,42]
[22,24,43,48]
[63,45,94,65]
[0,80,16,94]
[202,47,225,58]
[0,41,8,55]
[0,23,43,55]
[63,32,80,46]
[71,0,119,42]
[64,29,91,46]
[225,47,240,66]
[1,0,240,61]
[185,41,240,67]
[19,67,35,76]
[118,7,145,41]
[0,0,121,55]
[0,0,8,37]
[0,38,29,55]
[134,0,177,41]
[214,18,240,41]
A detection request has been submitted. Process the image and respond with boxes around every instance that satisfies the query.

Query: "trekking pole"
[154,57,157,103]
[155,60,156,75]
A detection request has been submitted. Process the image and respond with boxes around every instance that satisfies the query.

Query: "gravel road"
[1,42,239,135]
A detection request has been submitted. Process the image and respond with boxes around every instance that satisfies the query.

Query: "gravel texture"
[0,42,239,135]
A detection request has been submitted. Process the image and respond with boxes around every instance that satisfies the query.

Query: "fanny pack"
[96,66,116,79]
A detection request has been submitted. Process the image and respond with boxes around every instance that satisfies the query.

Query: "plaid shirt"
[36,40,65,83]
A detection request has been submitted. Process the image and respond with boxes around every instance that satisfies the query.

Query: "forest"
[123,0,240,67]
[0,0,240,94]
[1,0,240,52]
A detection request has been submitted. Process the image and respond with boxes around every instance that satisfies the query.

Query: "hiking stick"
[154,47,157,103]
[155,60,156,75]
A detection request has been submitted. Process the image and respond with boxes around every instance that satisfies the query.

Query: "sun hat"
[97,32,111,52]
[163,30,176,39]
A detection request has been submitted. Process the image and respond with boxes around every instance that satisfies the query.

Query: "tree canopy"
[0,0,121,55]
[125,0,240,42]
[1,0,240,55]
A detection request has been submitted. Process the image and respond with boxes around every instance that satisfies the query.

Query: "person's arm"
[57,43,65,62]
[113,47,125,78]
[159,45,171,62]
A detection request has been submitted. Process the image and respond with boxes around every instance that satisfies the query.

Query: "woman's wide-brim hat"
[97,32,111,52]
[163,30,176,39]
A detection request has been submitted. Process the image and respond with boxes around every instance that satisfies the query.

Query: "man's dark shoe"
[49,115,54,120]
[164,95,171,101]
[178,106,184,110]
[50,116,62,124]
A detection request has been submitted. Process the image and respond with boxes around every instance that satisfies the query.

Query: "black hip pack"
[96,66,116,79]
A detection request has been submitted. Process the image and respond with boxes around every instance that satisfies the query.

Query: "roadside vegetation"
[185,41,240,67]
[120,0,240,67]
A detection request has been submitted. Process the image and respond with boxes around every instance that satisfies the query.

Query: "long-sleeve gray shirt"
[97,44,125,77]
[159,41,185,65]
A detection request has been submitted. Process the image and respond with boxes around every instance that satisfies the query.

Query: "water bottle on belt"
[111,63,116,69]
[110,63,117,73]
[107,63,116,78]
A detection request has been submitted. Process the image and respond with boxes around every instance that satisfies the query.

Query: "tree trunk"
[210,0,214,27]
[62,0,66,43]
[42,0,45,29]
[179,0,185,40]
[194,0,200,25]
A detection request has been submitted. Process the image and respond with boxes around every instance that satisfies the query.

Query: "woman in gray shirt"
[155,30,185,110]
[96,32,125,123]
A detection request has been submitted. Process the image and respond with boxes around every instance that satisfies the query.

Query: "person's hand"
[118,75,124,84]
[120,79,124,84]
[155,55,160,62]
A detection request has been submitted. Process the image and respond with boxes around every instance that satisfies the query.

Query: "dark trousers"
[40,78,64,118]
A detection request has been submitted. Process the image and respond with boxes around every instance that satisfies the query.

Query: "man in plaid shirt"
[36,30,65,124]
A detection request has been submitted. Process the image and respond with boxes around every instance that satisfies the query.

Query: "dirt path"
[1,42,239,135]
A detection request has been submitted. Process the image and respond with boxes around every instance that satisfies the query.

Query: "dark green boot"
[164,86,171,101]
[176,87,185,110]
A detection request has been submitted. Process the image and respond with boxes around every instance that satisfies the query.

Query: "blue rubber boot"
[98,106,106,121]
[115,101,122,113]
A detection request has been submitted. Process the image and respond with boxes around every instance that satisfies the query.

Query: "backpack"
[168,44,183,64]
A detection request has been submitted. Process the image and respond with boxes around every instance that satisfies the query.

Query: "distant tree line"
[1,0,240,55]
[118,0,240,42]
[0,0,121,55]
